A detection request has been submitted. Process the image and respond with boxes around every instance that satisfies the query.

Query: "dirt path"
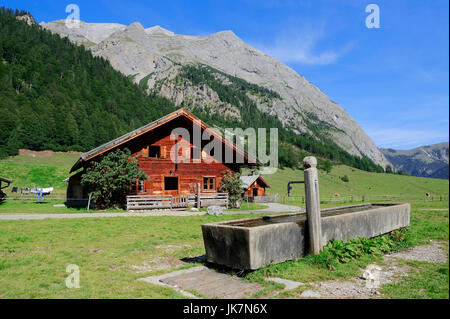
[0,210,206,220]
[223,202,302,215]
[0,202,302,220]
[290,241,448,299]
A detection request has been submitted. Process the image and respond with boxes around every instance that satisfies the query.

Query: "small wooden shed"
[240,174,270,197]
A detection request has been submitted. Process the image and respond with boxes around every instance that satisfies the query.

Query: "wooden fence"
[278,194,449,205]
[5,192,66,201]
[127,195,174,210]
[198,193,229,208]
[4,190,446,210]
[126,193,228,210]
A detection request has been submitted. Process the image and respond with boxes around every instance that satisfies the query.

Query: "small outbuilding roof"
[0,177,12,184]
[0,177,12,190]
[240,175,270,189]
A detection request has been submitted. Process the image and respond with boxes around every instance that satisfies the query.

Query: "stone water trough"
[201,157,410,270]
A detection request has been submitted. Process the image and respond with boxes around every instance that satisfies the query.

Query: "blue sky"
[6,0,449,149]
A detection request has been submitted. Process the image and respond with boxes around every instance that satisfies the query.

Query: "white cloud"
[415,69,438,83]
[252,25,353,65]
[367,128,449,150]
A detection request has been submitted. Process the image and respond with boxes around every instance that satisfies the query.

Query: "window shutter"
[142,146,149,157]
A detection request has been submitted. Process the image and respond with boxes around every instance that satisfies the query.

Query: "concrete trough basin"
[201,203,410,270]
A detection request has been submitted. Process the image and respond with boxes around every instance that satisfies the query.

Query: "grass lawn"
[0,201,123,214]
[0,152,80,193]
[1,150,448,298]
[0,161,69,193]
[380,260,449,299]
[0,212,276,298]
[1,152,80,168]
[0,201,447,299]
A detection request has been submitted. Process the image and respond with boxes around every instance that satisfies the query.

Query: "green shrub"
[315,228,409,270]
[219,170,243,208]
[81,148,148,209]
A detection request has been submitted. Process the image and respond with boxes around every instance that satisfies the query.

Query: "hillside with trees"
[0,7,175,158]
[0,7,384,173]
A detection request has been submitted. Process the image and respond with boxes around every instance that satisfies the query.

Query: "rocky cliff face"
[16,14,35,26]
[40,20,390,167]
[381,142,449,179]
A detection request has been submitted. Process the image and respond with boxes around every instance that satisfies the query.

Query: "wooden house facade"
[67,108,262,205]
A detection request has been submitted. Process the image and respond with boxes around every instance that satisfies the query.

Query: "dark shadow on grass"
[180,255,207,264]
[180,254,255,278]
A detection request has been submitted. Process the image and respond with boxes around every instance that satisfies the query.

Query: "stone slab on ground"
[160,268,262,298]
[139,266,262,299]
[138,266,205,298]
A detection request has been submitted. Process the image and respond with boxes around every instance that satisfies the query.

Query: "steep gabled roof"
[240,175,270,189]
[70,108,258,172]
[0,177,12,190]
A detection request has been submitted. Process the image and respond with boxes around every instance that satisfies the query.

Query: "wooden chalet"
[67,108,265,207]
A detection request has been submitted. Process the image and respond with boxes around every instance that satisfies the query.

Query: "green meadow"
[0,201,447,299]
[1,151,448,199]
[263,165,449,199]
[0,151,448,299]
[0,152,80,192]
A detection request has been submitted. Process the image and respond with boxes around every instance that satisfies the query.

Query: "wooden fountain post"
[303,156,323,254]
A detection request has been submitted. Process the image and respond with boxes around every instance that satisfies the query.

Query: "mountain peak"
[145,25,175,36]
[209,30,241,41]
[207,30,244,48]
[127,21,145,32]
